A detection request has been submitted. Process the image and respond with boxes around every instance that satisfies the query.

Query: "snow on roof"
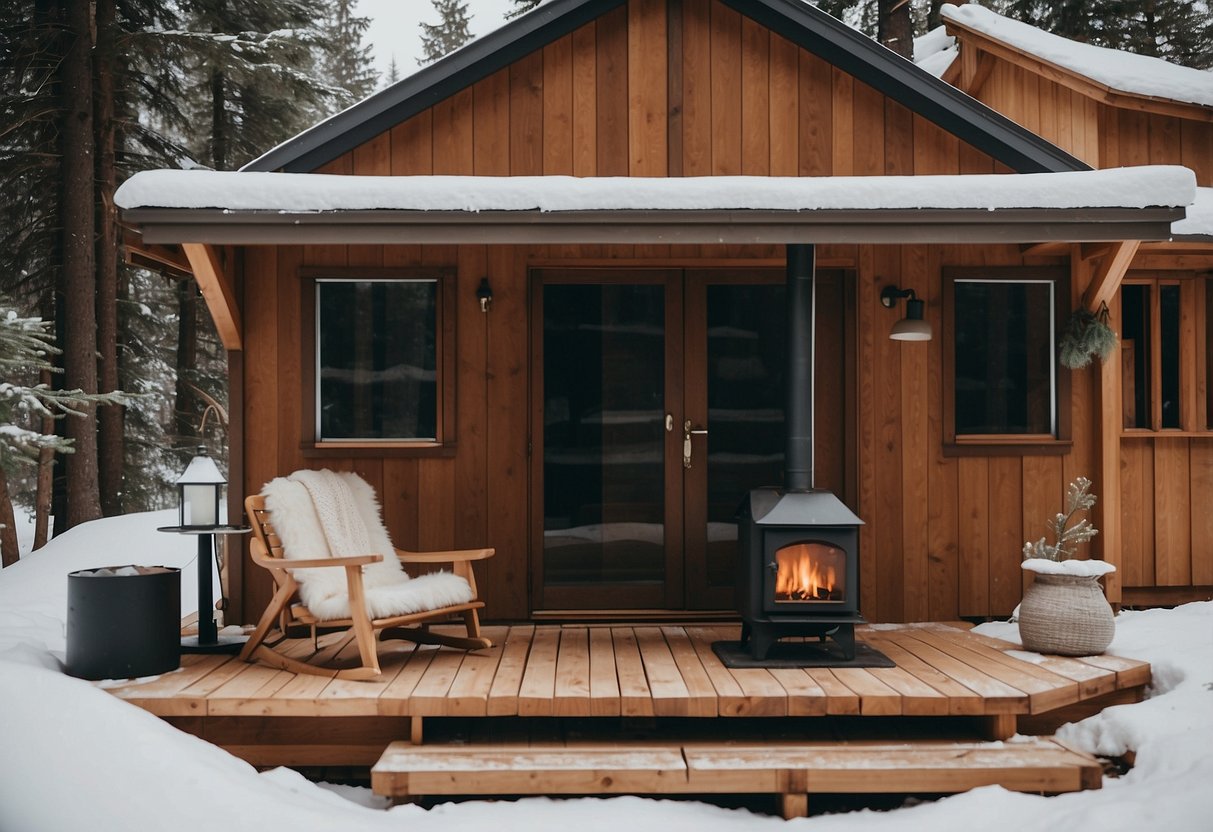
[1173,187,1213,239]
[942,3,1213,109]
[114,167,1197,214]
[913,25,958,79]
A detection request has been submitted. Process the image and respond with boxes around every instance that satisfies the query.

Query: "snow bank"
[942,3,1213,108]
[114,166,1198,214]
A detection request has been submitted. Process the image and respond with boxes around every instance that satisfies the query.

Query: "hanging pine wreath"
[1058,303,1118,369]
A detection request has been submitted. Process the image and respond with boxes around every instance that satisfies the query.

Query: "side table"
[157,525,251,653]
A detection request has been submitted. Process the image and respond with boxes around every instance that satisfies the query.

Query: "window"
[303,269,455,450]
[943,267,1070,453]
[1121,273,1210,433]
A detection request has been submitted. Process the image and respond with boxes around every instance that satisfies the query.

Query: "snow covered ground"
[1,511,1210,831]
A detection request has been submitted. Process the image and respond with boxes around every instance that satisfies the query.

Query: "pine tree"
[506,0,544,19]
[322,0,379,104]
[0,306,125,564]
[181,0,340,170]
[386,55,401,86]
[418,0,473,65]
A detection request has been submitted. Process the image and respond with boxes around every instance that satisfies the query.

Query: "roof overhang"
[116,167,1196,247]
[123,205,1183,246]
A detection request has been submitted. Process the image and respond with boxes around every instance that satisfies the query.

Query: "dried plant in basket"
[1023,477,1099,562]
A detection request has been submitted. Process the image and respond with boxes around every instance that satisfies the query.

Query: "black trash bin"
[66,565,181,680]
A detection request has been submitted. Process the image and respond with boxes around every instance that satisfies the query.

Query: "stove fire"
[774,543,845,603]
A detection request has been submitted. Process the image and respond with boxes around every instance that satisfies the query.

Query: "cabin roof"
[941,3,1213,117]
[115,166,1193,245]
[242,0,1088,175]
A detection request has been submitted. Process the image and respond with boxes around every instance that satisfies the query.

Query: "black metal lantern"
[176,446,225,529]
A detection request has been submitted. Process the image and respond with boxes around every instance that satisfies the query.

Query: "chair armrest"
[395,547,495,564]
[250,550,383,571]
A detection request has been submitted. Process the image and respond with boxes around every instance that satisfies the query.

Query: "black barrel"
[66,566,181,680]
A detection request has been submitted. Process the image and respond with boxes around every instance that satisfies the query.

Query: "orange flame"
[774,543,844,602]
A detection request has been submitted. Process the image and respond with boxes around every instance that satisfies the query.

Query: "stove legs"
[740,620,858,661]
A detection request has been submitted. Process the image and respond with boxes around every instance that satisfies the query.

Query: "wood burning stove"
[734,488,863,661]
[714,245,888,668]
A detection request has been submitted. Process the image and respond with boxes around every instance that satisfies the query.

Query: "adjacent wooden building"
[120,0,1210,628]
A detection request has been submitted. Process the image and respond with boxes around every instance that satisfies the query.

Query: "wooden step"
[371,738,1102,817]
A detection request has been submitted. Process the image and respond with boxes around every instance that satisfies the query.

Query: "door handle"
[683,420,708,469]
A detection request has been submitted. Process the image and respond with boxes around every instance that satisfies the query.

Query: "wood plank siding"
[233,0,1194,625]
[952,36,1213,605]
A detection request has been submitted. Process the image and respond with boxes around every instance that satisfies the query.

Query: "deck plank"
[684,626,752,715]
[767,669,828,716]
[446,625,509,716]
[553,628,592,716]
[863,633,987,715]
[662,626,723,717]
[588,626,622,716]
[487,625,534,716]
[612,627,656,717]
[904,629,1079,714]
[409,647,470,716]
[379,645,441,715]
[635,627,697,716]
[942,627,1119,699]
[518,626,562,716]
[804,669,861,715]
[877,631,1028,712]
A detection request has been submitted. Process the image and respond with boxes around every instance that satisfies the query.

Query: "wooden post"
[984,714,1018,740]
[182,243,243,351]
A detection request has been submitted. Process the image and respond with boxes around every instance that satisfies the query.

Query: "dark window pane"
[1160,285,1181,429]
[317,280,437,440]
[954,280,1055,435]
[542,283,666,587]
[1121,285,1151,429]
[703,284,785,589]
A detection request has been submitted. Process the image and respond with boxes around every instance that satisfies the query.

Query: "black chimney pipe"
[785,244,815,493]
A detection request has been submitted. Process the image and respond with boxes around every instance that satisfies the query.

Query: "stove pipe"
[785,244,815,493]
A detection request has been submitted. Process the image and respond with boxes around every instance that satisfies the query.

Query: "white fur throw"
[261,470,473,620]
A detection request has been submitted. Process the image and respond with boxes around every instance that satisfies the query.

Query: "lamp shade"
[176,448,225,528]
[890,298,932,341]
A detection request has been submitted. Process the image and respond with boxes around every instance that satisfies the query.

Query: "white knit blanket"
[261,470,474,620]
[291,469,372,561]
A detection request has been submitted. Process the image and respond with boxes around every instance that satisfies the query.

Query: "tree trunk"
[0,467,19,567]
[926,0,949,31]
[34,369,56,550]
[95,0,124,516]
[210,68,226,170]
[59,0,101,529]
[878,0,914,59]
[175,279,199,445]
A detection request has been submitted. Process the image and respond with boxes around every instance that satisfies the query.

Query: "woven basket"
[1018,574,1115,656]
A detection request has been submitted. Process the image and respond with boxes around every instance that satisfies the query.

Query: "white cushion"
[261,471,473,621]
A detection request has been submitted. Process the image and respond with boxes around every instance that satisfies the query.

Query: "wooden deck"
[104,623,1148,755]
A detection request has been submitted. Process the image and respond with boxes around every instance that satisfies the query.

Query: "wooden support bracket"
[1082,240,1140,312]
[182,243,243,351]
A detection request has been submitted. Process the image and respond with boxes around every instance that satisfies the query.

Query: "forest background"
[1,0,1210,567]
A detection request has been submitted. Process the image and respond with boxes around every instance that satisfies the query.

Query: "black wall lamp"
[880,285,932,341]
[476,277,493,313]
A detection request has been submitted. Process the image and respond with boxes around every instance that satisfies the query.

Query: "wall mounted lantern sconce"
[880,285,932,342]
[477,277,493,313]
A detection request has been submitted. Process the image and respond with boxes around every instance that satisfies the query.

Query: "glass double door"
[532,268,850,612]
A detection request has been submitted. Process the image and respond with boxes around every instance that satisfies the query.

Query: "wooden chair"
[239,494,494,681]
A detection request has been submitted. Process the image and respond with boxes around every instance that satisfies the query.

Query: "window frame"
[300,266,457,457]
[1119,271,1209,436]
[942,266,1072,456]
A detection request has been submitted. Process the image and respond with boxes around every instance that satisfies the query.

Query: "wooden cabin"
[119,0,1209,631]
[936,4,1213,608]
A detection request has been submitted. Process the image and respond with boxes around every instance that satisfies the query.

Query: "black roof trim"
[245,0,1087,175]
[243,0,627,173]
[728,0,1087,173]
